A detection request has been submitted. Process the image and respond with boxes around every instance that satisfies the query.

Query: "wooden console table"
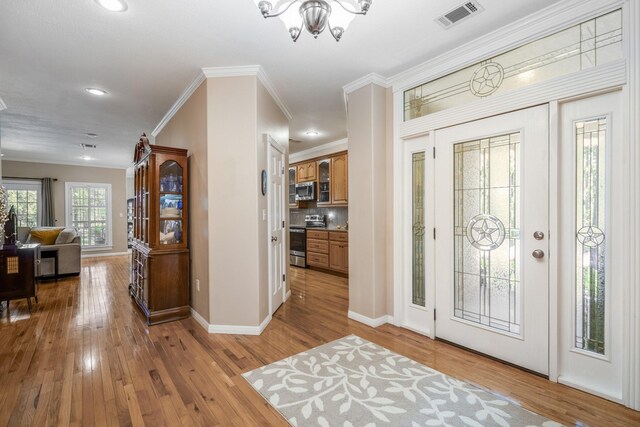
[0,244,40,313]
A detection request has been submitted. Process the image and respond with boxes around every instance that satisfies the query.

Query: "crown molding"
[343,73,390,95]
[152,65,292,138]
[256,67,293,121]
[151,71,206,137]
[0,96,6,111]
[388,0,625,93]
[202,65,292,121]
[289,138,348,163]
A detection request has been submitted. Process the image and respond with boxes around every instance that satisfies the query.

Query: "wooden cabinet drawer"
[307,239,329,254]
[307,252,329,268]
[329,232,348,242]
[307,230,328,240]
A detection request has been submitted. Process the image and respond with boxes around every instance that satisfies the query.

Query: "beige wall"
[347,83,389,319]
[256,80,290,322]
[2,160,128,255]
[154,74,289,329]
[207,76,261,326]
[155,81,209,322]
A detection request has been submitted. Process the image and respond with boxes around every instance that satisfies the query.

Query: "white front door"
[434,105,550,375]
[557,91,623,402]
[268,138,286,314]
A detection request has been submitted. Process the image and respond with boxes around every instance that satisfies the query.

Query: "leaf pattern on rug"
[243,335,564,427]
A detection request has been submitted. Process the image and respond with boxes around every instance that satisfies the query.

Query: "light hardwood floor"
[0,255,638,426]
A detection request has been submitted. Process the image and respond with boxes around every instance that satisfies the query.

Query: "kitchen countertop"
[290,225,348,232]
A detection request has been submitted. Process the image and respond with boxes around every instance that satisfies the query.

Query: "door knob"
[271,236,278,242]
[533,231,545,240]
[532,249,545,259]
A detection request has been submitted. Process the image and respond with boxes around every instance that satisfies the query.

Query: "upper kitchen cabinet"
[331,153,348,205]
[296,161,317,183]
[317,159,331,205]
[288,166,297,207]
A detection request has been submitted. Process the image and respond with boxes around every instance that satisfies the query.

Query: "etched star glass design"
[576,225,605,248]
[470,63,505,97]
[466,214,506,251]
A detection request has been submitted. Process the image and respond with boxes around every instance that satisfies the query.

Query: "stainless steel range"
[289,226,306,268]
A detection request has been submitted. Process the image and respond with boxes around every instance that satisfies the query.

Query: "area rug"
[243,335,563,427]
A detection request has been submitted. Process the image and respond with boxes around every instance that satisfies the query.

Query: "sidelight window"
[574,117,607,355]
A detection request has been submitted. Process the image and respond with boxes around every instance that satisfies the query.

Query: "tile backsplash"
[290,207,348,228]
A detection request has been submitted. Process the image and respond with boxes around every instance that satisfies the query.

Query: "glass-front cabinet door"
[158,160,184,246]
[288,167,297,207]
[317,159,331,205]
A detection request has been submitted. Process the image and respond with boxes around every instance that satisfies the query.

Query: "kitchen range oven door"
[289,227,306,268]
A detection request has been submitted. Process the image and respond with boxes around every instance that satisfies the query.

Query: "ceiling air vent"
[436,1,484,29]
[81,143,97,149]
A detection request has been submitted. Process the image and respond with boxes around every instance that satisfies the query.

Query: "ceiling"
[0,0,563,167]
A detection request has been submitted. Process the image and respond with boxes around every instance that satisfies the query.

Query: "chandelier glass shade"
[253,0,373,42]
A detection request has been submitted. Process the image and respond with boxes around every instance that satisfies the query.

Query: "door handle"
[532,249,544,259]
[533,231,545,240]
[271,236,278,242]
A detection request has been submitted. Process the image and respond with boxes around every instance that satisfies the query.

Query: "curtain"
[42,177,55,226]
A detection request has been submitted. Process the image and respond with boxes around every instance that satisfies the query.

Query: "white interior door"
[268,138,285,314]
[557,91,623,402]
[398,135,435,337]
[434,105,550,375]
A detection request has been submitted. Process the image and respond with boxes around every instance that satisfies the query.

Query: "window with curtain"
[65,182,112,248]
[4,180,42,227]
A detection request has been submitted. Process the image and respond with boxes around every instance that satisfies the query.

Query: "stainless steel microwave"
[295,182,316,201]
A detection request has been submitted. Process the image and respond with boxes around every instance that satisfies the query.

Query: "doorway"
[398,93,625,400]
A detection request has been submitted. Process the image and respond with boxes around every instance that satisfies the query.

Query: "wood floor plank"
[0,255,639,426]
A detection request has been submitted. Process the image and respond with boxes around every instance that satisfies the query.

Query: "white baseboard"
[190,308,272,335]
[285,289,292,302]
[190,307,211,332]
[348,310,394,328]
[81,251,129,258]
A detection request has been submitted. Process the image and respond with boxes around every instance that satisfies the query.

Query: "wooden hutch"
[130,134,189,325]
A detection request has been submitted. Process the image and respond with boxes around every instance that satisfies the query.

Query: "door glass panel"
[453,133,521,334]
[575,117,607,354]
[412,152,426,307]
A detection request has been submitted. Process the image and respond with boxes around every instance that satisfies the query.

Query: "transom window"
[404,9,622,121]
[65,182,112,248]
[4,180,42,227]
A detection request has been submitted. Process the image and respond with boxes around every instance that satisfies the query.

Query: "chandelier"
[253,0,373,42]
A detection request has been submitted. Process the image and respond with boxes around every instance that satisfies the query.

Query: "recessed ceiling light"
[306,131,319,136]
[85,88,107,96]
[94,0,128,12]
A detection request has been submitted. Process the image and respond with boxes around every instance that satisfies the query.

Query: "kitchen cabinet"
[296,161,317,183]
[306,230,348,274]
[331,153,348,205]
[288,167,297,207]
[289,151,348,206]
[329,232,348,273]
[317,159,331,205]
[130,134,190,325]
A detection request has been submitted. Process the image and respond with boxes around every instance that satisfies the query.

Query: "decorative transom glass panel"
[575,117,607,355]
[454,133,521,334]
[412,152,426,307]
[404,10,622,121]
